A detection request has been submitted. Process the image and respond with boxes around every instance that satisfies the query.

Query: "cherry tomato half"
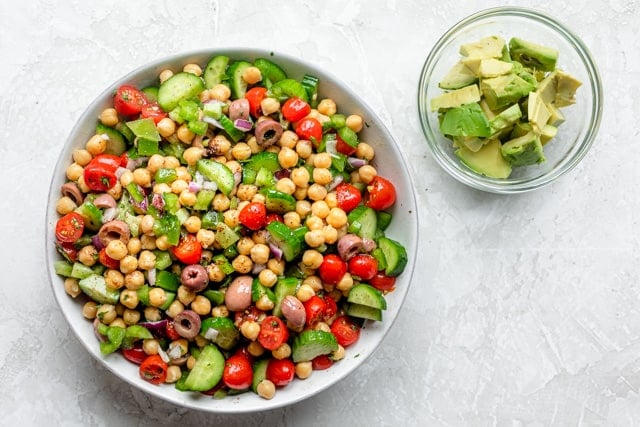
[55,241,78,263]
[55,212,85,243]
[171,234,202,265]
[245,87,268,118]
[84,164,117,192]
[335,182,362,213]
[238,201,267,231]
[348,254,378,281]
[295,117,323,145]
[321,294,338,322]
[369,272,397,292]
[365,176,397,211]
[266,358,295,387]
[99,248,120,270]
[235,305,266,327]
[114,84,148,116]
[122,345,147,365]
[331,315,361,347]
[139,354,168,385]
[282,97,311,122]
[88,154,124,172]
[318,254,347,285]
[303,295,327,327]
[165,320,181,341]
[141,102,168,124]
[336,134,357,156]
[265,213,283,225]
[258,316,289,351]
[223,354,253,390]
[311,354,334,371]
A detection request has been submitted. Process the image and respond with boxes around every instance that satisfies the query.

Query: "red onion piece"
[91,234,106,251]
[268,242,283,260]
[188,181,202,193]
[327,174,344,191]
[234,118,253,132]
[151,193,165,211]
[115,166,128,179]
[202,115,224,129]
[347,157,368,168]
[102,207,118,222]
[138,319,168,338]
[274,169,291,180]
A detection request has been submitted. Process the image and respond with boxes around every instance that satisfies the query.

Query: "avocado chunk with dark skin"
[508,37,559,72]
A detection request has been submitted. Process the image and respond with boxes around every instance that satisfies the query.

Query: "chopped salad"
[53,54,408,399]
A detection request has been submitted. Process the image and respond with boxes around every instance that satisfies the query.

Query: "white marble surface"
[0,0,636,425]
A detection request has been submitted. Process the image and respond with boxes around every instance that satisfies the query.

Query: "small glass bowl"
[418,7,603,193]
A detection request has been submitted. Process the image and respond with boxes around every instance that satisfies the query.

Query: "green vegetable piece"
[347,206,378,240]
[212,254,235,275]
[217,114,245,142]
[193,189,215,211]
[154,270,180,292]
[126,118,161,141]
[254,58,287,85]
[337,126,358,149]
[154,168,177,184]
[348,284,387,310]
[181,345,225,392]
[162,192,180,215]
[481,74,535,110]
[252,278,276,303]
[178,99,200,122]
[509,37,558,72]
[266,221,303,263]
[75,202,103,231]
[215,222,241,249]
[291,330,338,363]
[203,55,230,89]
[501,131,545,166]
[153,250,172,270]
[100,326,126,355]
[455,138,512,179]
[157,72,206,112]
[70,262,95,279]
[137,138,160,156]
[122,324,153,349]
[54,260,73,277]
[251,358,270,394]
[199,317,240,350]
[228,60,253,99]
[196,159,235,196]
[201,211,223,229]
[188,120,209,136]
[301,74,320,108]
[263,189,296,214]
[202,289,225,306]
[273,277,301,318]
[345,302,383,321]
[96,123,127,155]
[79,274,120,305]
[439,103,491,138]
[255,167,276,188]
[141,86,159,102]
[376,211,392,231]
[243,151,280,173]
[269,78,308,103]
[371,247,387,271]
[377,236,408,277]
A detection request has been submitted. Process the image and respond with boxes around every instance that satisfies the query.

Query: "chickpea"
[72,148,92,166]
[223,209,240,228]
[124,271,145,290]
[358,164,377,184]
[107,181,122,200]
[140,234,157,250]
[303,275,323,292]
[257,379,276,399]
[275,177,296,195]
[255,294,275,311]
[175,124,194,144]
[177,285,196,306]
[119,255,138,274]
[251,192,267,205]
[247,341,265,358]
[119,169,134,187]
[77,245,98,266]
[196,228,216,249]
[232,254,253,274]
[304,229,325,248]
[311,201,330,219]
[261,97,280,116]
[155,117,176,138]
[295,139,313,159]
[64,278,81,298]
[356,142,375,161]
[158,69,174,83]
[317,99,337,116]
[99,107,119,127]
[183,216,201,234]
[272,343,291,360]
[289,168,309,189]
[76,175,90,193]
[105,239,128,260]
[122,308,141,325]
[315,321,331,333]
[119,289,139,309]
[322,225,338,244]
[240,320,260,341]
[267,258,285,276]
[325,192,338,209]
[191,295,211,316]
[154,235,172,251]
[295,284,315,303]
[183,63,202,76]
[211,305,229,318]
[292,362,313,381]
[346,114,364,132]
[207,264,226,283]
[278,147,298,169]
[247,244,268,266]
[148,287,167,308]
[208,84,230,101]
[65,163,83,181]
[302,250,324,270]
[307,183,328,201]
[165,365,182,384]
[312,168,333,186]
[133,168,152,187]
[104,269,124,290]
[326,207,348,229]
[142,338,160,355]
[97,304,117,324]
[144,306,162,322]
[236,237,255,256]
[239,65,261,84]
[236,184,258,201]
[336,272,354,292]
[212,193,231,212]
[295,200,312,218]
[81,301,98,319]
[86,134,107,155]
[332,345,346,361]
[305,215,324,231]
[283,211,301,229]
[109,318,126,329]
[170,179,188,194]
[279,130,298,149]
[146,154,164,174]
[313,153,332,169]
[258,268,278,288]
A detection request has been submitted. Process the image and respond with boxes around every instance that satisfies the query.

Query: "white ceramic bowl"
[45,49,418,413]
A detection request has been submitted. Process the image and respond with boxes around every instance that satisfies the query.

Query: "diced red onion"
[138,319,168,338]
[268,242,283,260]
[91,234,106,251]
[102,207,118,222]
[157,347,170,363]
[327,174,344,191]
[204,327,219,341]
[347,157,368,168]
[234,171,242,187]
[202,181,218,191]
[151,193,165,211]
[362,238,377,252]
[188,181,202,193]
[202,115,224,130]
[126,157,148,171]
[325,137,338,155]
[167,343,183,359]
[234,118,253,132]
[115,166,129,178]
[147,268,157,286]
[274,169,291,180]
[252,263,267,274]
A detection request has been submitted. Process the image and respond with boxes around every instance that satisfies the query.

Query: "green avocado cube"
[501,131,545,166]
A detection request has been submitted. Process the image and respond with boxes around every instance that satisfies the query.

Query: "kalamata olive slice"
[180,264,209,292]
[228,98,251,122]
[97,220,130,246]
[254,119,283,147]
[61,182,84,206]
[337,234,364,261]
[93,193,117,209]
[281,295,306,330]
[173,310,201,339]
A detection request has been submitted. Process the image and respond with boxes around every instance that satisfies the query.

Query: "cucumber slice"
[269,78,308,103]
[196,159,235,196]
[377,236,408,277]
[263,189,296,213]
[217,114,245,142]
[199,316,240,350]
[141,86,159,102]
[252,278,276,303]
[71,262,95,280]
[203,55,230,88]
[214,222,241,249]
[376,211,393,231]
[347,206,378,240]
[292,330,338,363]
[347,283,387,310]
[96,123,127,155]
[272,277,300,317]
[251,358,270,394]
[157,72,205,112]
[254,58,287,86]
[255,167,276,188]
[181,345,225,391]
[228,60,252,99]
[345,302,383,321]
[243,151,281,173]
[78,274,120,305]
[266,221,303,263]
[202,289,225,306]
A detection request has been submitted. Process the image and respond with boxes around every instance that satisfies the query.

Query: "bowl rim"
[44,47,420,413]
[418,6,603,194]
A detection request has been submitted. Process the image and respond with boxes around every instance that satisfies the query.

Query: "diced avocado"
[481,74,535,110]
[455,138,512,179]
[459,35,505,58]
[546,103,566,126]
[478,59,514,78]
[348,284,387,310]
[430,84,481,111]
[439,102,491,138]
[438,61,478,90]
[555,69,582,107]
[291,330,339,363]
[510,121,533,139]
[345,303,383,321]
[453,136,486,152]
[536,71,557,104]
[508,37,558,72]
[181,345,225,392]
[489,103,522,134]
[501,131,545,166]
[461,57,482,75]
[78,274,120,305]
[527,92,551,132]
[479,99,496,120]
[516,68,539,90]
[540,124,558,145]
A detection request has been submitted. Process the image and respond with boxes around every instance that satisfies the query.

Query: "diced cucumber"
[141,86,159,102]
[54,260,73,277]
[71,262,96,280]
[96,123,127,155]
[126,118,161,141]
[252,278,276,303]
[217,114,245,142]
[291,330,338,363]
[193,189,215,211]
[251,358,270,394]
[243,151,281,173]
[74,202,103,231]
[266,221,303,263]
[78,274,120,305]
[345,302,383,321]
[254,58,287,86]
[301,74,320,108]
[227,60,252,99]
[153,250,172,270]
[203,55,230,89]
[157,72,205,112]
[214,222,240,249]
[377,236,408,277]
[376,211,393,231]
[196,159,235,196]
[202,289,225,306]
[272,277,300,317]
[347,206,378,240]
[199,316,240,350]
[263,189,296,214]
[255,168,276,188]
[347,284,387,310]
[181,345,225,392]
[269,78,308,103]
[154,270,180,292]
